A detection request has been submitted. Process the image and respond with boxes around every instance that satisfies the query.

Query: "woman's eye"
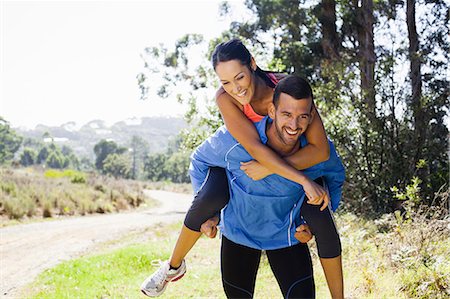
[222,82,229,85]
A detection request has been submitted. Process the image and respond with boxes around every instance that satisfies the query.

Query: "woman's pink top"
[243,73,280,123]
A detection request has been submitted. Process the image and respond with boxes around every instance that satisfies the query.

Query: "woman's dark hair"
[273,75,314,108]
[211,39,276,88]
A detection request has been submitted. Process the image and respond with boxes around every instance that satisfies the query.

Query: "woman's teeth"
[237,90,246,97]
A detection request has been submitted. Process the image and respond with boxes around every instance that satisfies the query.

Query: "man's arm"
[189,126,233,194]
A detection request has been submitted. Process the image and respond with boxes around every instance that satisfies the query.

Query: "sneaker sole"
[140,271,186,297]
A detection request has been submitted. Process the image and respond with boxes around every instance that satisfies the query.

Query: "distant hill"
[16,117,187,160]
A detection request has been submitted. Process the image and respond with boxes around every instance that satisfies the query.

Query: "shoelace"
[150,260,170,286]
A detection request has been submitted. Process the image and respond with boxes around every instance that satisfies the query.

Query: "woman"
[141,39,344,298]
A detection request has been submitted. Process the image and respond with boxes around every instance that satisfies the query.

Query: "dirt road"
[0,190,192,298]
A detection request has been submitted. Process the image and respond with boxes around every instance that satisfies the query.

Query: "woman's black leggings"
[184,167,341,258]
[221,236,315,299]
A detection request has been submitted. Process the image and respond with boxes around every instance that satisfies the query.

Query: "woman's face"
[215,59,255,105]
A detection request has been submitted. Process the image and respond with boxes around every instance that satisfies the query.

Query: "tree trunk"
[356,0,376,117]
[319,0,340,59]
[406,0,424,163]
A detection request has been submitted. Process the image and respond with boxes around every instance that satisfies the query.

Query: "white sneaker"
[140,259,187,297]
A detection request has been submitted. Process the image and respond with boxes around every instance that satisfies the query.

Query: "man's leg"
[301,201,343,299]
[221,236,261,298]
[267,242,315,299]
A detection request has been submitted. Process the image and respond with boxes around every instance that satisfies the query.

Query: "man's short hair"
[273,75,314,107]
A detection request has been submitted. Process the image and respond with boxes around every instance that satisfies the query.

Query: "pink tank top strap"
[266,72,280,85]
[242,72,279,123]
[243,104,264,123]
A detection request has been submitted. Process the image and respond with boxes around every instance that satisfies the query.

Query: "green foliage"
[102,153,131,179]
[44,169,87,184]
[20,148,37,166]
[46,151,67,169]
[0,117,23,164]
[93,139,127,173]
[129,135,149,180]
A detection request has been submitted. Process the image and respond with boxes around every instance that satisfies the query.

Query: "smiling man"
[186,75,345,298]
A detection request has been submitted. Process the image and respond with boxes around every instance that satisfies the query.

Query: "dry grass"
[0,167,151,223]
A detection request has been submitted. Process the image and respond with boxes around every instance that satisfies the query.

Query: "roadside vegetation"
[0,168,150,222]
[26,205,450,298]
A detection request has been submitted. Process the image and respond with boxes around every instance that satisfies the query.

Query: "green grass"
[25,213,450,298]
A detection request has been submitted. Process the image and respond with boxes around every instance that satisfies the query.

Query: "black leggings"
[221,236,315,299]
[184,167,341,258]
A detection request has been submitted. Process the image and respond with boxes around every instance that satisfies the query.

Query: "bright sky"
[1,0,247,129]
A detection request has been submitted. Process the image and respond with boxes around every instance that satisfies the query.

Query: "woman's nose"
[233,83,241,93]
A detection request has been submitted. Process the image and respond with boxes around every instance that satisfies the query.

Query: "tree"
[103,153,131,179]
[46,151,65,169]
[163,152,190,183]
[144,153,168,181]
[20,148,37,166]
[93,139,127,173]
[0,117,22,164]
[37,146,50,164]
[129,135,149,180]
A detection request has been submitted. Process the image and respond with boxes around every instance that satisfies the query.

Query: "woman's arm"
[216,91,328,206]
[285,104,330,168]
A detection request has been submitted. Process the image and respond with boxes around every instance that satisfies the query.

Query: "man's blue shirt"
[189,116,345,250]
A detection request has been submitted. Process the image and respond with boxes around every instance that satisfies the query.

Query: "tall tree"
[319,0,340,60]
[93,140,127,173]
[406,0,423,164]
[0,118,22,164]
[129,135,149,180]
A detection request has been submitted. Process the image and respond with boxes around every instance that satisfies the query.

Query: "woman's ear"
[250,57,257,72]
[268,103,276,119]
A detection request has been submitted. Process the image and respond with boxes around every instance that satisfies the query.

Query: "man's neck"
[265,121,301,157]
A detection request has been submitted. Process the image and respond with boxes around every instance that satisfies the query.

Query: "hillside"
[15,117,187,159]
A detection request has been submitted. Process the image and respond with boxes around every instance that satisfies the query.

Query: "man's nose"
[288,118,298,129]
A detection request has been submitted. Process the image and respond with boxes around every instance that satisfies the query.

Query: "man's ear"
[268,103,276,119]
[308,101,316,124]
[250,57,257,72]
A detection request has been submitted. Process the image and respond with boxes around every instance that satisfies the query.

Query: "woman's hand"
[301,178,330,211]
[240,160,273,180]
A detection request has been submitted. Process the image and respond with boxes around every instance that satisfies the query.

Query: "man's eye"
[222,82,229,85]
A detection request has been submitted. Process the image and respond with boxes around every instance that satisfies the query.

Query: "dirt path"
[0,190,192,298]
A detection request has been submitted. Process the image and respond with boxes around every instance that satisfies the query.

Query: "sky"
[0,0,247,129]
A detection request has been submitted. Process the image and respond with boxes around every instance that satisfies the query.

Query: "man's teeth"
[285,128,298,135]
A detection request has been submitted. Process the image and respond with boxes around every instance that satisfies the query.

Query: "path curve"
[0,190,192,298]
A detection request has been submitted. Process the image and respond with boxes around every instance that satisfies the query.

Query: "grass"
[25,210,450,298]
[0,167,154,223]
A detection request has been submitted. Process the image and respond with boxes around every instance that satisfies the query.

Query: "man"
[189,75,345,298]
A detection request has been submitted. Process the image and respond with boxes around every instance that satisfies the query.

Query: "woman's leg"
[266,242,315,299]
[141,167,230,297]
[221,236,261,298]
[170,167,230,267]
[301,178,343,299]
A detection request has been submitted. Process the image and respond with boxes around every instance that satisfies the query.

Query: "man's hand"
[301,178,330,211]
[200,216,220,238]
[240,160,273,180]
[294,224,313,243]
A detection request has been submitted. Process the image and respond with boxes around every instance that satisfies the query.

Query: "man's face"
[269,92,313,147]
